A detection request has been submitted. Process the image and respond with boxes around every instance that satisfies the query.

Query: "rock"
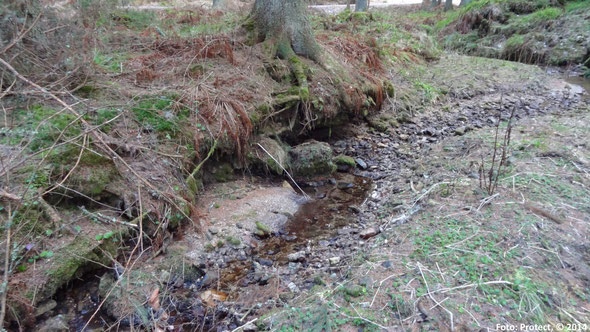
[454,126,466,136]
[38,314,70,332]
[208,226,219,235]
[290,140,336,178]
[287,251,306,262]
[252,137,289,175]
[243,322,259,332]
[258,258,273,267]
[359,227,380,239]
[35,299,57,317]
[287,282,300,293]
[348,205,361,213]
[337,181,354,189]
[334,154,356,171]
[359,276,373,287]
[381,260,393,269]
[329,257,341,265]
[355,158,368,170]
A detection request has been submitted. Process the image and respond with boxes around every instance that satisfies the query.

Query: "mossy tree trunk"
[355,0,368,12]
[444,0,453,11]
[250,0,322,62]
[250,0,324,99]
[248,0,381,118]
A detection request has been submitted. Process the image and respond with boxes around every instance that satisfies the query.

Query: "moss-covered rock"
[289,140,336,179]
[334,154,356,167]
[250,137,289,175]
[208,162,235,183]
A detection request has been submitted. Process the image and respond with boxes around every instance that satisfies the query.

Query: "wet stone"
[355,158,368,170]
[287,251,306,262]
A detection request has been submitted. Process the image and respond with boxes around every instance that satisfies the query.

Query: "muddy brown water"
[218,173,372,294]
[564,76,590,99]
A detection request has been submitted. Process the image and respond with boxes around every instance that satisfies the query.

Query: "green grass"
[93,50,129,73]
[565,0,590,13]
[97,10,157,30]
[517,7,562,24]
[505,34,525,48]
[176,13,241,37]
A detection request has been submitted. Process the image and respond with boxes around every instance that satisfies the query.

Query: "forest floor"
[1,0,589,331]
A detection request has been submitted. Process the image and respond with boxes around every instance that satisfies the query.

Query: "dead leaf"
[149,287,160,310]
[200,289,227,306]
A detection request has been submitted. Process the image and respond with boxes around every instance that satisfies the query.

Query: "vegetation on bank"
[434,0,590,66]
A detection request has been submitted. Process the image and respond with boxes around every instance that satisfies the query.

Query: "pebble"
[287,282,300,293]
[329,257,341,265]
[381,260,393,269]
[287,251,305,262]
[454,126,466,136]
[355,158,368,170]
[359,227,380,239]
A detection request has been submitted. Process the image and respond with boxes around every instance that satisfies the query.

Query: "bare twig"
[256,143,309,199]
[417,262,454,331]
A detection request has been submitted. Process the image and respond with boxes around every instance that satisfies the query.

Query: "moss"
[255,221,271,234]
[211,162,235,183]
[226,236,241,246]
[383,81,395,97]
[367,118,390,132]
[334,154,356,167]
[342,285,365,298]
[12,207,46,238]
[36,235,118,303]
[65,163,118,196]
[290,141,337,178]
[6,105,81,152]
[132,96,188,135]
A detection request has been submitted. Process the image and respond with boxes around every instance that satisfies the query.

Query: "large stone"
[290,140,336,178]
[359,227,380,239]
[251,137,289,175]
[37,314,70,332]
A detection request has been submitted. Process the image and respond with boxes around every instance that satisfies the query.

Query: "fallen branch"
[524,202,564,224]
[0,190,20,201]
[418,262,454,331]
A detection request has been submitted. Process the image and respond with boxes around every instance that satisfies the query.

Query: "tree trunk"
[355,0,368,11]
[460,0,472,7]
[212,0,226,10]
[444,0,453,11]
[250,0,321,62]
